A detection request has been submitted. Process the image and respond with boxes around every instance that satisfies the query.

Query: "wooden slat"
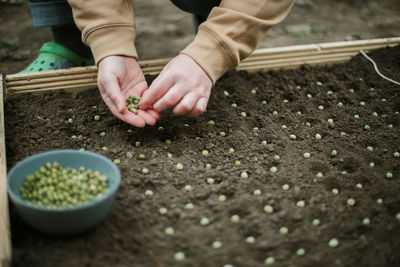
[8,83,98,95]
[0,74,12,267]
[5,37,400,95]
[6,72,97,87]
[9,78,97,92]
[5,66,98,82]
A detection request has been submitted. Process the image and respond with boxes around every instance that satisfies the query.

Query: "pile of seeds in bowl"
[20,162,108,208]
[126,95,141,113]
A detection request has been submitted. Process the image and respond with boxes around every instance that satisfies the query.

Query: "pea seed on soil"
[5,46,400,267]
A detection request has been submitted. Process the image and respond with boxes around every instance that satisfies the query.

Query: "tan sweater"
[67,0,294,83]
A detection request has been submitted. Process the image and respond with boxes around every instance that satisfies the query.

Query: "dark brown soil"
[5,46,400,267]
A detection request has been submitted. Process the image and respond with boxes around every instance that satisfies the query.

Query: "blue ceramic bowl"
[7,150,121,235]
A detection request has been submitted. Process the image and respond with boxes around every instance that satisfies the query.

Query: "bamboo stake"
[238,52,355,67]
[238,56,352,71]
[241,45,391,63]
[0,74,12,267]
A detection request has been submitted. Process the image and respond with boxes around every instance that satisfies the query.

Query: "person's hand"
[140,54,212,117]
[97,55,160,127]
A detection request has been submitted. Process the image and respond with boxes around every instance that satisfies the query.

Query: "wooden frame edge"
[0,74,12,267]
[4,37,400,95]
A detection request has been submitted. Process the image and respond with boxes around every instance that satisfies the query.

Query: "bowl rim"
[7,149,121,212]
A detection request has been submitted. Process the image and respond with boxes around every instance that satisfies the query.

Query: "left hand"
[97,55,160,127]
[140,54,212,117]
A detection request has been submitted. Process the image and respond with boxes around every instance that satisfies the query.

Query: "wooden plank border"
[4,37,400,95]
[0,74,12,267]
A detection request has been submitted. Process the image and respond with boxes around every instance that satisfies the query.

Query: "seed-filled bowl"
[7,149,121,235]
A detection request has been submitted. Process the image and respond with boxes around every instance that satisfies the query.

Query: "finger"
[140,73,174,110]
[136,110,157,126]
[188,97,209,117]
[124,79,148,97]
[153,85,186,112]
[146,109,161,120]
[120,113,146,128]
[172,92,199,115]
[98,77,125,113]
[101,93,146,127]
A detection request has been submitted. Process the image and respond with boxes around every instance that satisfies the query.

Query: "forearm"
[181,0,295,83]
[67,0,138,64]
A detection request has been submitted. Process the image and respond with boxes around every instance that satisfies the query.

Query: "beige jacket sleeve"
[67,0,138,63]
[68,0,294,83]
[181,0,294,83]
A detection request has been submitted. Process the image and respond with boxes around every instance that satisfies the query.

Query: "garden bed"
[5,45,400,267]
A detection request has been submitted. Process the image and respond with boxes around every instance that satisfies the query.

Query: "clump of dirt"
[5,46,400,267]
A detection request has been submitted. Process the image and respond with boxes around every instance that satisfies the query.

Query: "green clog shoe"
[20,42,94,73]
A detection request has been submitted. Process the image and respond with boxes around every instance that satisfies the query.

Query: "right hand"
[97,55,160,127]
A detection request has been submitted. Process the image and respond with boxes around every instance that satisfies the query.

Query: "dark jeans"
[28,0,221,27]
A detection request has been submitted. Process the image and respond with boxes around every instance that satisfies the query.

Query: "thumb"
[100,76,126,113]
